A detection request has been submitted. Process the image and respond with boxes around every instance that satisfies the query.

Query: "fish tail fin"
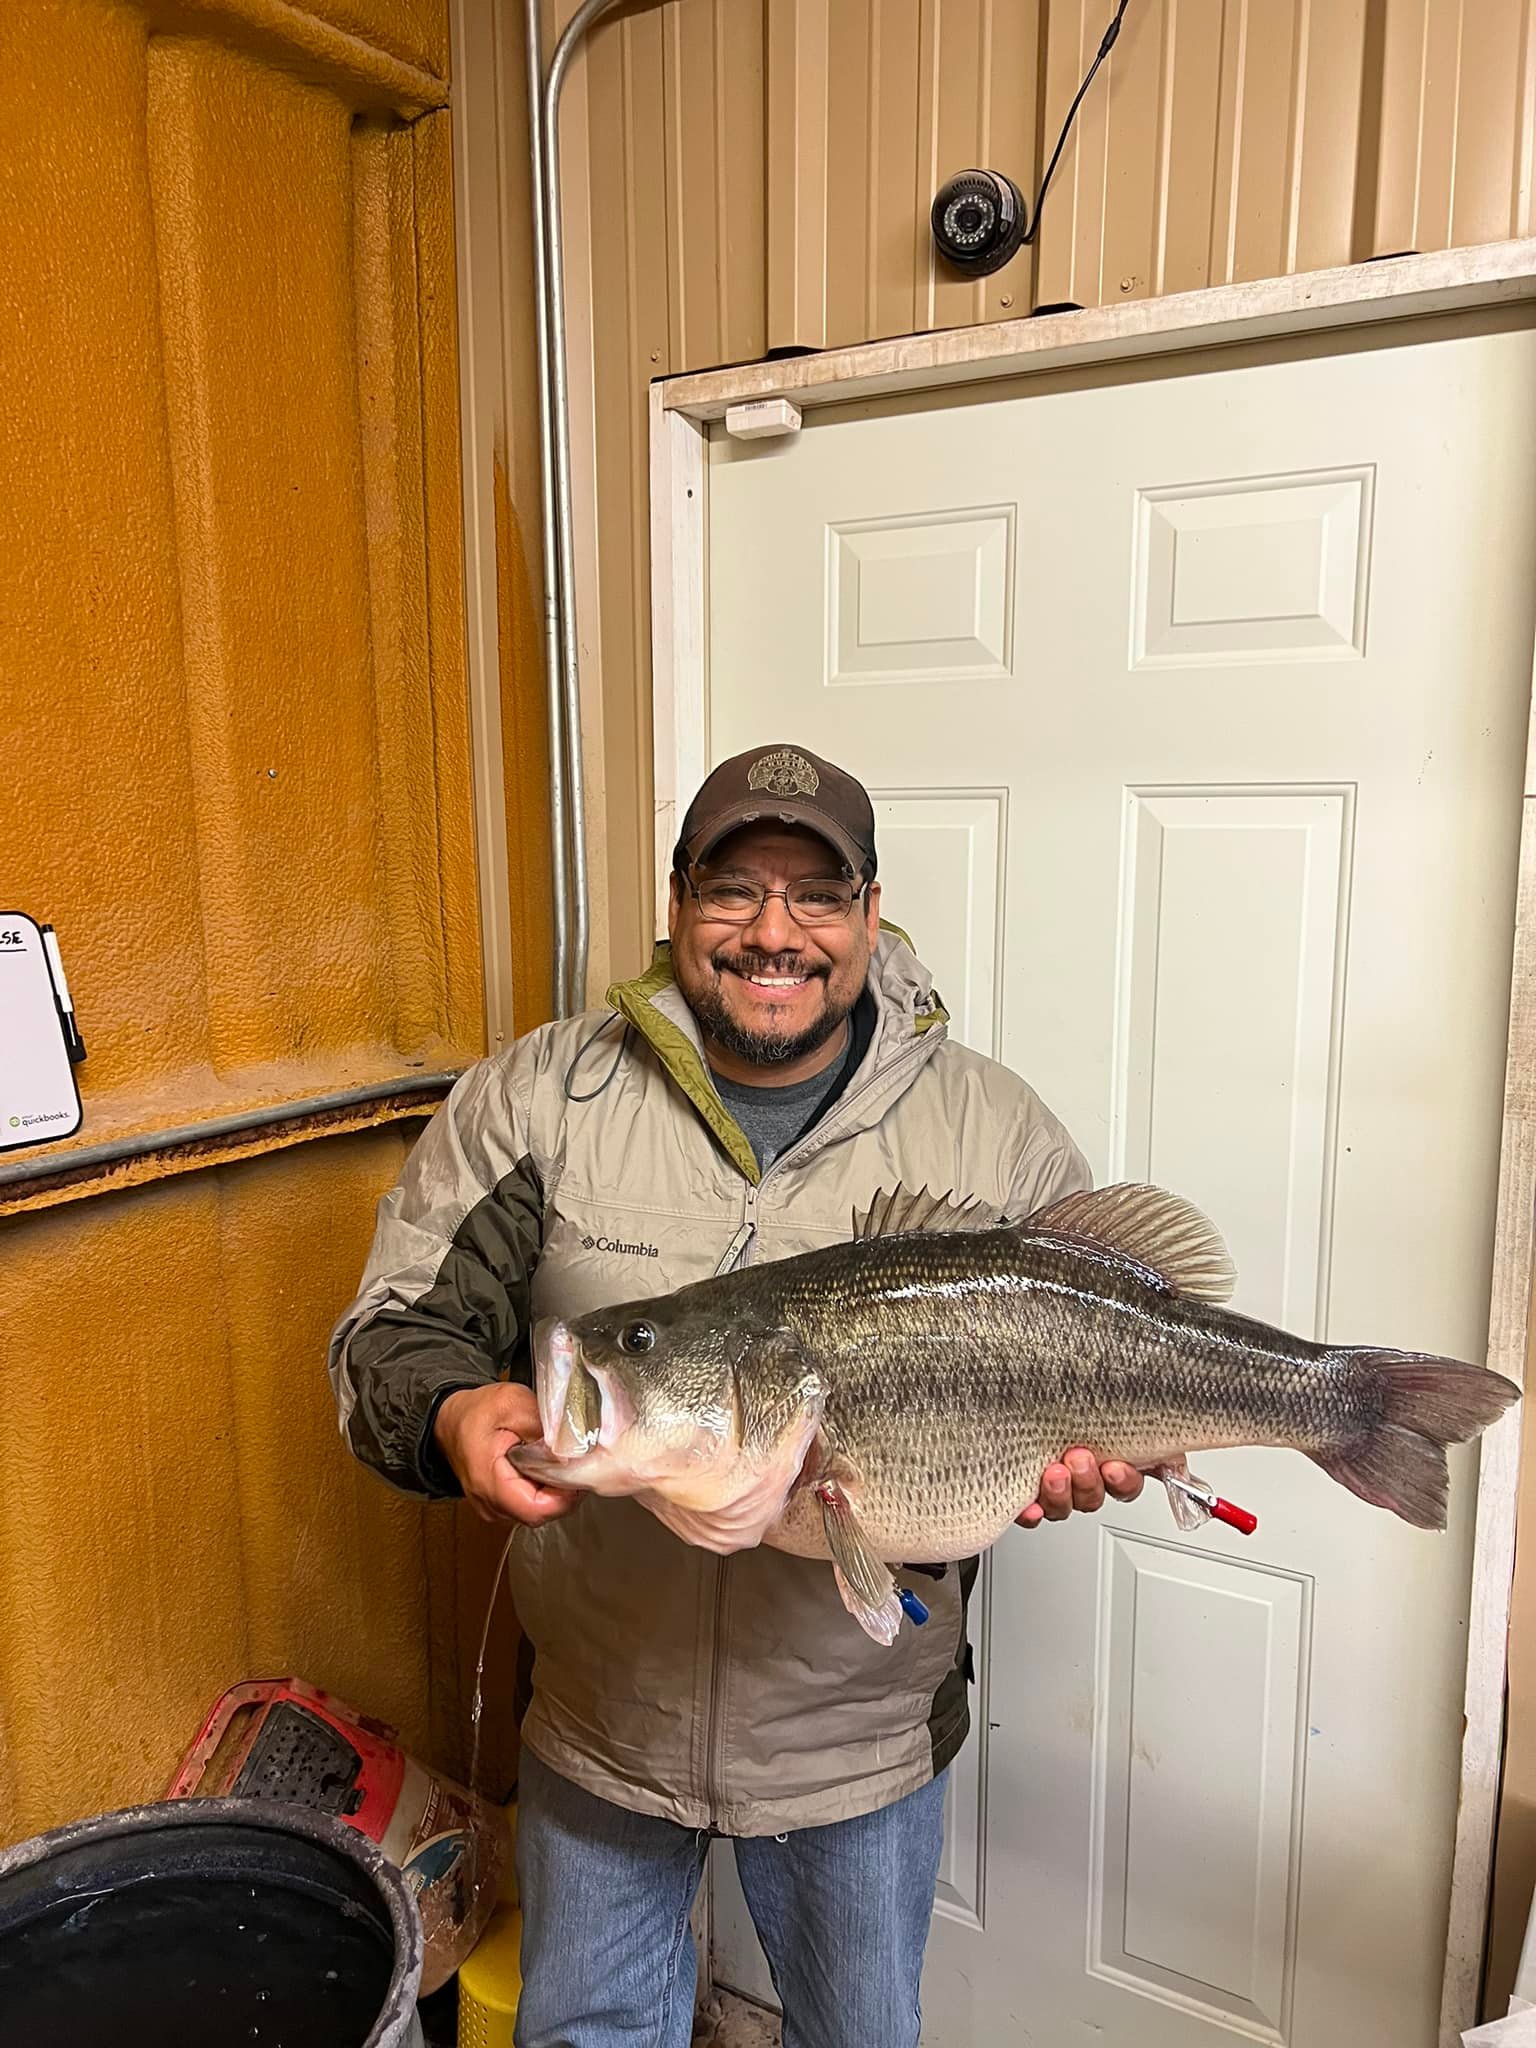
[1310,1351,1519,1531]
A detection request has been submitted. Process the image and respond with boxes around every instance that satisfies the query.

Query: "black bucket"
[0,1796,425,2047]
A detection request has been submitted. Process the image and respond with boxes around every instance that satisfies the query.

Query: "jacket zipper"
[698,1043,935,1826]
[703,1175,760,1828]
[730,1033,935,1268]
[704,1558,730,1827]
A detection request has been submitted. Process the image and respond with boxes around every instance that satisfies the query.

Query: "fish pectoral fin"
[816,1478,902,1646]
[1020,1185,1236,1305]
[852,1184,1005,1240]
[1151,1457,1214,1533]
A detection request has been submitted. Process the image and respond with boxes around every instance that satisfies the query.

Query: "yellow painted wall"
[3,1137,424,1825]
[0,0,536,1841]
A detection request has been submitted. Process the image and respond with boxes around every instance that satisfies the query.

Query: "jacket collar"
[606,929,949,1185]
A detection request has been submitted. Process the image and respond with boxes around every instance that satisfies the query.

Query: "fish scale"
[510,1183,1519,1644]
[767,1231,1355,1562]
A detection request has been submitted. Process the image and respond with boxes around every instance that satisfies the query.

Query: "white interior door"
[697,317,1536,2046]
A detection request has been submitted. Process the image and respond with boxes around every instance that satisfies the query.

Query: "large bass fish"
[509,1183,1518,1643]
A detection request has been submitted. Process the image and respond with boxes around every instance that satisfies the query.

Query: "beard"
[685,948,858,1069]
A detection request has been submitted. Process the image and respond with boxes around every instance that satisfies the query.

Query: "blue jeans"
[513,1747,948,2048]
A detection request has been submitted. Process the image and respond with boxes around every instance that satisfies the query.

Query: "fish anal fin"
[817,1477,901,1646]
[1022,1184,1236,1305]
[852,1183,1005,1241]
[1150,1455,1213,1533]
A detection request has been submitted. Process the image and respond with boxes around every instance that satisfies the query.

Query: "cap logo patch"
[747,749,819,799]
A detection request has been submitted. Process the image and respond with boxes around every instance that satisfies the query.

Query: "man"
[329,745,1142,2048]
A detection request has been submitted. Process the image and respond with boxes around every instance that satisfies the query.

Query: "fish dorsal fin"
[1023,1183,1236,1304]
[852,1183,1006,1240]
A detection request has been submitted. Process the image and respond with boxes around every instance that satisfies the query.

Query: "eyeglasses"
[687,875,865,927]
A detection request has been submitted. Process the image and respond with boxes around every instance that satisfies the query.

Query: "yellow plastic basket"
[457,1803,521,2048]
[456,1901,523,2048]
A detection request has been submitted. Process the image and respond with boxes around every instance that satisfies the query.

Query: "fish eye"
[619,1321,656,1355]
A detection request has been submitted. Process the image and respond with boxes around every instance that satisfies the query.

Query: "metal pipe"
[0,1071,464,1190]
[524,0,571,1015]
[542,0,617,1017]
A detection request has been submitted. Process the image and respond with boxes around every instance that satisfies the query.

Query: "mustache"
[712,950,829,981]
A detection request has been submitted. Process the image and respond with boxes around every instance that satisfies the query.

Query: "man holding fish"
[329,745,1512,2048]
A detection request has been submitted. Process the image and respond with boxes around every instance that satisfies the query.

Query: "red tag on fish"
[1210,1496,1258,1535]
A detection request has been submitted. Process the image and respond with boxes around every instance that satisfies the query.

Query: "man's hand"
[1016,1450,1144,1528]
[434,1383,584,1527]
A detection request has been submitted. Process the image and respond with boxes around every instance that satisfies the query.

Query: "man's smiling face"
[668,823,881,1082]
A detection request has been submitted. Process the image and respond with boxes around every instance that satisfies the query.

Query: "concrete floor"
[692,1990,782,2046]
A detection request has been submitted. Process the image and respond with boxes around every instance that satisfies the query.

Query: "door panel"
[1090,1532,1310,2036]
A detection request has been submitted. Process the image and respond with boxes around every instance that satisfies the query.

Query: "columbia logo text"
[581,1234,660,1259]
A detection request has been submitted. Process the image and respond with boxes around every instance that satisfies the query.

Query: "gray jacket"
[329,932,1088,1833]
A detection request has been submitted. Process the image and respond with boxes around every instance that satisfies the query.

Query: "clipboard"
[1,912,85,1152]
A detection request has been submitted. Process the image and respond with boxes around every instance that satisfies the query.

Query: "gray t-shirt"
[709,1010,866,1172]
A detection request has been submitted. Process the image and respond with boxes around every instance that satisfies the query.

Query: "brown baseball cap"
[674,744,878,879]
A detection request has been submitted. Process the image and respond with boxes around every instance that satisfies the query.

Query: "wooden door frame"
[650,237,1536,2045]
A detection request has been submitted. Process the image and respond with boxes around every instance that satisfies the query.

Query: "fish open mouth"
[534,1317,602,1460]
[533,1317,638,1463]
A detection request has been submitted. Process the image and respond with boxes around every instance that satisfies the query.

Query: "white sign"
[0,913,82,1151]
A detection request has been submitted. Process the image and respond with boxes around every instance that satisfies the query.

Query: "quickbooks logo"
[581,1234,660,1259]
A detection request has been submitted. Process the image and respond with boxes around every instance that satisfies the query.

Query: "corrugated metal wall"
[533,0,1536,992]
[0,0,532,1841]
[1036,0,1370,304]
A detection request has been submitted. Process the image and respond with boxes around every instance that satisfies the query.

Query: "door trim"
[659,236,1536,422]
[651,239,1536,2046]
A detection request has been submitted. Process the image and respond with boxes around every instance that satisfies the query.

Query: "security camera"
[928,2,1135,283]
[930,170,1026,277]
